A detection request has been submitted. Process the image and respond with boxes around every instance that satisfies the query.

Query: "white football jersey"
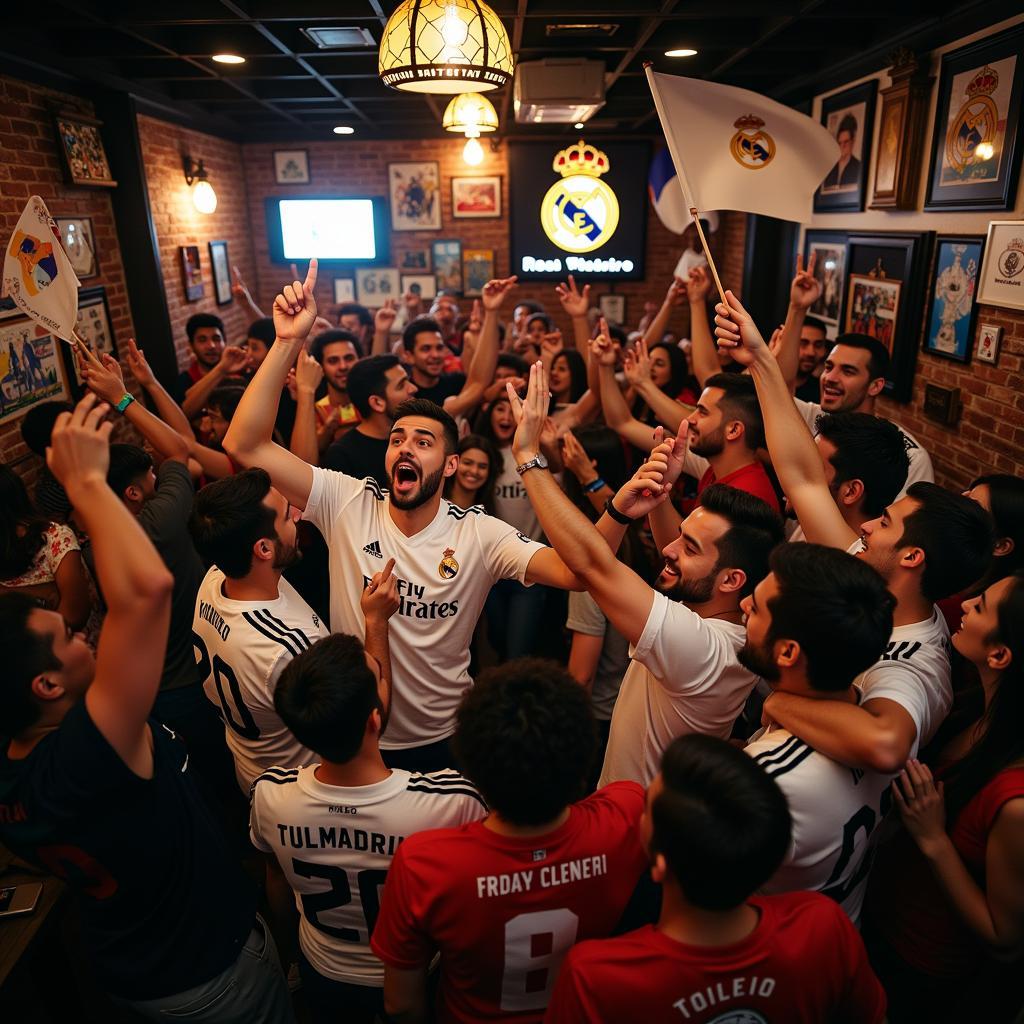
[302,469,545,749]
[193,567,329,792]
[250,765,486,983]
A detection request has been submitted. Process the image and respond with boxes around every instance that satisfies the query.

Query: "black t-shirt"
[323,429,389,489]
[138,461,206,690]
[795,375,821,403]
[0,703,254,999]
[413,371,465,407]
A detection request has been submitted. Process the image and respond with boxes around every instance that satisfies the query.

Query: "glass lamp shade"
[443,92,498,133]
[462,136,484,165]
[379,0,513,94]
[192,179,218,214]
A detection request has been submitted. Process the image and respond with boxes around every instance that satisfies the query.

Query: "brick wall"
[137,114,259,370]
[0,74,136,489]
[238,136,745,339]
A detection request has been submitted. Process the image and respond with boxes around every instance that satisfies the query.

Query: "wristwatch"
[515,452,549,475]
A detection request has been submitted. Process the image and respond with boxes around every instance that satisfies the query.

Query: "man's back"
[371,781,648,1023]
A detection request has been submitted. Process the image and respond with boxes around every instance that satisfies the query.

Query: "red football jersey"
[545,891,886,1024]
[371,781,647,1023]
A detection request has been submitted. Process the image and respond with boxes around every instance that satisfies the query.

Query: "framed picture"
[462,249,494,297]
[451,176,501,219]
[976,322,1003,364]
[977,221,1024,311]
[840,232,933,402]
[432,239,463,294]
[401,273,437,302]
[401,248,431,271]
[598,294,626,326]
[389,161,441,231]
[814,81,877,213]
[55,217,98,279]
[923,235,985,363]
[803,230,848,328]
[333,278,355,304]
[66,286,117,394]
[273,149,310,185]
[0,318,70,425]
[179,245,204,301]
[54,114,117,188]
[924,24,1024,211]
[208,241,232,306]
[356,267,400,307]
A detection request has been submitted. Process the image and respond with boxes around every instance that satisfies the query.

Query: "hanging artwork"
[977,220,1024,312]
[54,114,117,188]
[0,318,69,424]
[55,217,98,279]
[389,161,442,231]
[432,239,463,293]
[923,235,985,363]
[803,231,848,327]
[814,82,876,213]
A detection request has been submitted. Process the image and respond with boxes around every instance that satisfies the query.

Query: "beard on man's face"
[737,637,780,682]
[689,424,726,460]
[388,462,446,511]
[272,537,302,572]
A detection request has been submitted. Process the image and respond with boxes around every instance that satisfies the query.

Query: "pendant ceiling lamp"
[379,0,513,94]
[442,92,499,134]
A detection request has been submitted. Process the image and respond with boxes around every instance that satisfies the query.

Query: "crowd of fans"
[1,252,1022,1023]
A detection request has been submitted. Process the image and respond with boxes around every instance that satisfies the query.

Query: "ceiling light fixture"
[212,53,246,65]
[379,0,513,94]
[574,122,585,130]
[333,125,356,135]
[664,48,697,58]
[183,157,217,214]
[443,92,499,134]
[462,136,484,166]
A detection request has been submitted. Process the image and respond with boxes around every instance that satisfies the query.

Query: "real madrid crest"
[945,65,999,176]
[730,114,775,170]
[438,547,459,580]
[997,237,1024,281]
[541,140,620,254]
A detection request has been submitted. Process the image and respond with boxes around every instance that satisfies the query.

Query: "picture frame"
[401,273,437,302]
[55,217,98,279]
[273,149,310,185]
[208,241,232,306]
[924,24,1024,212]
[66,286,117,395]
[389,161,441,232]
[333,278,355,304]
[976,322,1003,365]
[451,176,501,219]
[802,230,848,328]
[461,249,494,298]
[598,293,626,326]
[922,234,985,363]
[0,318,70,425]
[179,245,204,301]
[401,248,431,271]
[840,232,934,402]
[977,220,1024,311]
[356,267,400,307]
[432,239,463,294]
[54,114,117,188]
[814,81,877,213]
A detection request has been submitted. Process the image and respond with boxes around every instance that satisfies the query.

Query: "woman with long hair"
[864,571,1024,1021]
[444,434,499,517]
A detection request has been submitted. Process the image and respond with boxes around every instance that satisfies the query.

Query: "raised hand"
[482,275,518,312]
[612,430,672,519]
[403,290,423,318]
[790,252,822,311]
[657,418,690,489]
[560,428,597,484]
[666,277,687,306]
[687,265,712,304]
[231,265,254,304]
[540,329,563,360]
[220,344,250,375]
[767,324,785,357]
[589,332,617,368]
[294,349,324,394]
[507,360,549,463]
[555,274,590,318]
[125,338,156,389]
[891,759,946,852]
[46,393,113,490]
[375,298,398,335]
[272,258,319,342]
[361,557,400,622]
[623,337,652,389]
[81,351,128,406]
[713,290,769,366]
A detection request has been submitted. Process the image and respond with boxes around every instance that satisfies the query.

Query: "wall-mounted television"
[264,196,390,265]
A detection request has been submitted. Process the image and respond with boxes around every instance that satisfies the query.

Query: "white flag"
[3,195,81,343]
[646,69,839,224]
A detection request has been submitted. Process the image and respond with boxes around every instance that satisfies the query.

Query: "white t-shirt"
[302,469,545,748]
[794,399,934,499]
[745,698,891,926]
[193,567,329,792]
[565,590,629,721]
[493,446,542,540]
[250,765,486,984]
[598,591,756,787]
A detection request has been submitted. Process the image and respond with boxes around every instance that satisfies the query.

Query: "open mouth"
[657,559,681,588]
[393,462,420,495]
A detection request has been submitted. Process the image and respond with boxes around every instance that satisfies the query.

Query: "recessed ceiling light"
[333,126,355,135]
[212,53,245,65]
[665,48,697,58]
[574,122,585,130]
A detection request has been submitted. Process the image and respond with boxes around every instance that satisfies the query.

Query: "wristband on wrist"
[582,477,607,494]
[604,497,632,525]
[115,392,135,414]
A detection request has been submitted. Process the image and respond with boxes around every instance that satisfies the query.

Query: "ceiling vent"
[514,59,606,124]
[545,23,619,39]
[301,26,376,50]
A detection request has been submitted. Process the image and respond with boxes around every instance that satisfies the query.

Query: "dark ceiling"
[3,0,1017,142]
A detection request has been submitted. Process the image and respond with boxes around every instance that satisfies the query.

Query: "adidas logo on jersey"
[363,540,383,559]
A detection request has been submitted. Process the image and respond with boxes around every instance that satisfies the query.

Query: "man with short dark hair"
[429,292,460,344]
[372,659,648,1023]
[177,312,249,418]
[243,317,276,376]
[794,313,828,402]
[546,735,886,1023]
[338,302,374,349]
[310,329,363,453]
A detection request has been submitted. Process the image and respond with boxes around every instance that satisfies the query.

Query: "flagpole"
[643,62,728,309]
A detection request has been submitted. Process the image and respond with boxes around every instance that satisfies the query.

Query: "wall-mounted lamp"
[183,156,218,214]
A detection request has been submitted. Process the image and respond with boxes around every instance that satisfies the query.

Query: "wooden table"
[0,862,66,990]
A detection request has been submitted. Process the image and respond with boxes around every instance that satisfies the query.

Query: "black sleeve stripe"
[406,783,488,806]
[260,766,300,777]
[761,744,815,781]
[243,611,301,657]
[257,609,312,651]
[751,735,804,767]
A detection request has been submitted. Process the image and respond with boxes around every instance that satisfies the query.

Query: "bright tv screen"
[265,197,389,264]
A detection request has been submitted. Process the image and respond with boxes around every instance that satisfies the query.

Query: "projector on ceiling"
[513,59,606,124]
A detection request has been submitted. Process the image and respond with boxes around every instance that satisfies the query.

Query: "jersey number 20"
[192,631,260,740]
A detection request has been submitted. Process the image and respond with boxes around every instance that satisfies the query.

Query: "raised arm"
[372,300,398,357]
[714,290,857,551]
[555,275,592,361]
[180,344,249,420]
[594,335,660,453]
[231,265,266,322]
[50,395,173,776]
[223,261,319,509]
[776,253,823,388]
[641,277,685,348]
[624,338,690,433]
[360,558,399,723]
[288,349,325,466]
[685,265,719,388]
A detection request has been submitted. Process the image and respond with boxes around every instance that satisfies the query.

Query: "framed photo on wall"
[976,322,1003,364]
[179,245,204,301]
[333,278,355,304]
[802,230,848,330]
[432,239,462,294]
[923,234,985,363]
[924,24,1024,211]
[66,286,117,394]
[814,81,877,213]
[0,318,70,424]
[462,249,494,297]
[401,248,431,271]
[208,241,232,306]
[598,294,626,326]
[389,161,441,231]
[356,267,400,307]
[978,221,1024,311]
[451,176,501,219]
[55,217,98,279]
[54,114,117,188]
[273,150,310,185]
[401,273,437,302]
